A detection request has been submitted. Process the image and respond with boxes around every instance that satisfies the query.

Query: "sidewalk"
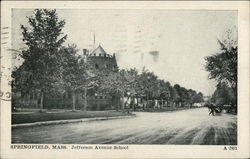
[12,110,136,126]
[12,114,136,129]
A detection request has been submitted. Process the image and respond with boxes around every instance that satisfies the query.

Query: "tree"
[125,68,140,110]
[211,82,236,106]
[187,89,197,106]
[100,69,135,111]
[169,86,178,107]
[179,87,189,107]
[174,85,201,107]
[173,84,181,107]
[205,29,237,104]
[197,92,204,102]
[60,44,94,111]
[12,65,33,95]
[158,80,171,108]
[138,70,158,109]
[189,90,204,106]
[13,9,67,110]
[80,58,100,112]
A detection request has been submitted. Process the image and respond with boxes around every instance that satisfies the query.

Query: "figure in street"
[209,103,215,116]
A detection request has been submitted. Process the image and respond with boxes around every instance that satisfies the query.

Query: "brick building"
[12,45,119,111]
[82,45,119,110]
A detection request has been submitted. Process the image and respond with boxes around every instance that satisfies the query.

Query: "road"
[12,108,237,145]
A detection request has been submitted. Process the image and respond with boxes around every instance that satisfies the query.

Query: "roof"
[90,45,107,56]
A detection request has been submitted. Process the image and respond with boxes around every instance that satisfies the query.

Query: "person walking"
[207,103,211,112]
[209,103,215,116]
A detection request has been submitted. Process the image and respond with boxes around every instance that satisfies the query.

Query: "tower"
[81,45,118,110]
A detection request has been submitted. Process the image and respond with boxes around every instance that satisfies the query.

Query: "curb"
[12,114,136,129]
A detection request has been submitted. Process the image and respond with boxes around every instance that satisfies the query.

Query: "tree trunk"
[155,100,157,109]
[83,86,87,111]
[172,101,174,111]
[121,91,125,110]
[146,94,149,110]
[116,95,119,111]
[134,97,137,111]
[72,91,76,111]
[143,99,145,110]
[131,96,135,111]
[40,91,44,110]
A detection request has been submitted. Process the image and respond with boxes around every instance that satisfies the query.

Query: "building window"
[94,93,98,99]
[99,96,103,99]
[95,64,99,69]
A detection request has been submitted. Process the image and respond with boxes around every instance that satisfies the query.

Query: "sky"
[12,9,237,96]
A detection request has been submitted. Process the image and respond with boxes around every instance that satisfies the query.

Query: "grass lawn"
[12,110,133,124]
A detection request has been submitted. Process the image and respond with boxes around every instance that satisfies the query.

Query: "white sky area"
[12,9,237,96]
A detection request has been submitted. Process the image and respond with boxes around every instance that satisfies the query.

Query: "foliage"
[205,29,237,92]
[60,44,90,91]
[205,28,237,107]
[169,86,179,102]
[60,44,102,110]
[191,91,204,104]
[100,70,132,94]
[12,9,67,98]
[158,80,171,100]
[139,70,159,99]
[211,82,236,106]
[100,69,135,110]
[99,66,204,110]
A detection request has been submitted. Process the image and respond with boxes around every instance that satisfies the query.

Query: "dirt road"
[12,108,237,145]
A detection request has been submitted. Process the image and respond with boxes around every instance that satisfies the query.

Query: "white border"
[1,1,249,158]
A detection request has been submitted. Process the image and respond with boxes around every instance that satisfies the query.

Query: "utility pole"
[93,32,95,51]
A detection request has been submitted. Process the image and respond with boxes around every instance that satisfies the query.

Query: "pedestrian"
[207,104,211,112]
[209,103,215,116]
[206,102,211,112]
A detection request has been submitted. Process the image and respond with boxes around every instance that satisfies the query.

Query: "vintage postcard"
[1,1,249,158]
